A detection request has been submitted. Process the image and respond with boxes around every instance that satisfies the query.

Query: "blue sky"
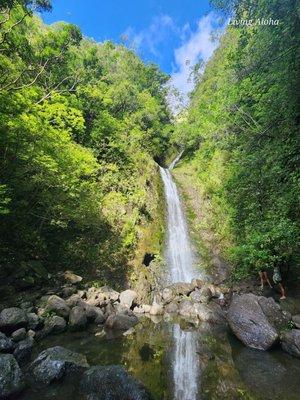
[42,1,223,104]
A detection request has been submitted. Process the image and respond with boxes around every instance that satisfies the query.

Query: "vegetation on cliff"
[0,1,172,287]
[174,0,300,278]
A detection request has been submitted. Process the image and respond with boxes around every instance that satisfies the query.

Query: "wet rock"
[149,303,164,316]
[161,287,175,304]
[164,302,178,314]
[86,286,119,307]
[69,306,87,331]
[27,312,44,330]
[172,282,194,296]
[0,307,28,334]
[11,328,27,342]
[61,285,77,298]
[227,294,279,350]
[133,305,151,314]
[292,314,300,329]
[0,354,25,398]
[44,315,67,334]
[105,312,138,331]
[194,303,225,324]
[13,337,34,364]
[63,271,83,284]
[0,332,14,353]
[45,295,70,318]
[80,365,153,400]
[189,289,202,303]
[119,290,137,308]
[258,296,291,331]
[66,294,85,308]
[179,300,197,318]
[199,286,212,304]
[85,305,105,324]
[191,278,204,289]
[28,346,89,385]
[27,330,36,339]
[281,329,300,358]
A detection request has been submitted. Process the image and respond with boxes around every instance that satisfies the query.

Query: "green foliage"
[0,2,172,286]
[177,0,300,278]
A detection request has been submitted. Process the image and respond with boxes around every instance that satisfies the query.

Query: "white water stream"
[159,156,200,400]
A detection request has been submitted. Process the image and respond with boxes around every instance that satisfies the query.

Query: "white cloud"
[170,13,221,110]
[122,15,177,58]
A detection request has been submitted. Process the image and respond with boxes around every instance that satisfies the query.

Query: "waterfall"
[159,156,200,400]
[159,165,196,282]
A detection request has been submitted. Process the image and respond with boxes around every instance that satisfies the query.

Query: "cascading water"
[159,155,200,400]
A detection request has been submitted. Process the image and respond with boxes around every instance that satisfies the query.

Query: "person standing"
[273,266,287,300]
[258,268,273,289]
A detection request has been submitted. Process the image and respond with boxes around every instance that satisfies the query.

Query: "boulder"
[0,354,25,398]
[27,312,44,330]
[133,305,151,314]
[86,286,119,307]
[66,294,85,308]
[171,282,194,296]
[11,328,27,342]
[281,329,300,358]
[189,289,202,303]
[292,314,300,329]
[149,303,164,316]
[61,285,77,298]
[191,278,204,289]
[63,271,83,284]
[105,313,138,331]
[45,295,70,318]
[198,286,212,304]
[0,332,14,353]
[161,287,175,304]
[119,290,137,308]
[80,365,153,400]
[69,306,87,331]
[28,346,89,385]
[44,315,67,335]
[13,337,34,364]
[85,305,105,324]
[178,300,197,318]
[164,302,178,314]
[258,296,291,331]
[0,307,28,334]
[227,294,281,350]
[194,302,225,324]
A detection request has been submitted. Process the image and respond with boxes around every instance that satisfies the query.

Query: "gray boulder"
[164,302,178,314]
[44,315,67,335]
[227,294,286,350]
[13,337,34,364]
[105,313,138,331]
[69,306,87,331]
[161,287,175,304]
[0,307,28,334]
[27,312,43,330]
[281,329,300,358]
[292,314,300,329]
[0,332,14,353]
[11,328,27,342]
[119,290,137,308]
[85,305,105,324]
[189,289,202,303]
[0,354,25,398]
[45,295,70,318]
[149,303,164,316]
[28,346,89,385]
[80,365,153,400]
[179,300,197,318]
